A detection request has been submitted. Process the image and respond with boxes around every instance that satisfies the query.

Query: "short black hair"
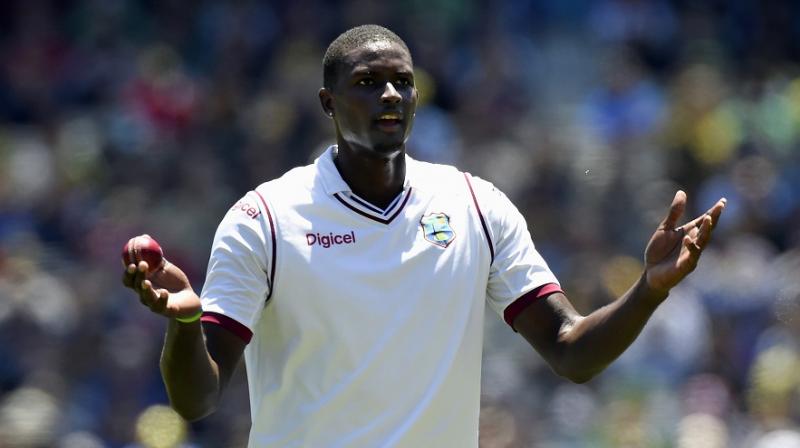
[322,24,411,90]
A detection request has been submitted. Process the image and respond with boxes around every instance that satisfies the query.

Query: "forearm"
[160,319,220,421]
[556,274,668,382]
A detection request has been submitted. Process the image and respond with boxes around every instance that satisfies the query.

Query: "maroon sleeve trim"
[463,173,495,265]
[503,283,564,330]
[253,190,277,301]
[201,311,253,344]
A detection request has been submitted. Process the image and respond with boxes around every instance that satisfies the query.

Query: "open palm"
[644,191,726,292]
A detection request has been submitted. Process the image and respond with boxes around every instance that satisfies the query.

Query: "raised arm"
[122,258,245,421]
[514,191,726,383]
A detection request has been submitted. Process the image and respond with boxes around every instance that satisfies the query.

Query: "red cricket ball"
[122,235,165,272]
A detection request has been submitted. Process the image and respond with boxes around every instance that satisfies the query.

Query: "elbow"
[561,371,596,384]
[160,369,220,422]
[171,400,217,422]
[163,380,219,422]
[552,362,604,384]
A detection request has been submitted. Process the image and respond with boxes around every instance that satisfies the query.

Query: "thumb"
[660,190,687,230]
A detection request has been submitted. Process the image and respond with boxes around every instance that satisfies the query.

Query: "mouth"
[375,112,403,131]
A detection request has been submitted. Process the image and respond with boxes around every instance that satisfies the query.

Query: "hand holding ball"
[120,235,201,323]
[122,235,165,273]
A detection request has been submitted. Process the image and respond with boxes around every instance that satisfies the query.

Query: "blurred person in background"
[122,24,725,447]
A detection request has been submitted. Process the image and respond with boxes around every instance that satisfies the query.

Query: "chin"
[371,141,405,154]
[339,132,408,159]
[369,131,410,154]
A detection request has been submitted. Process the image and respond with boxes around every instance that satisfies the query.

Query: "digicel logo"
[306,231,356,248]
[230,200,261,219]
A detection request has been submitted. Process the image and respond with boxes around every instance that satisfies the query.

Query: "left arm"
[514,278,664,384]
[514,191,725,383]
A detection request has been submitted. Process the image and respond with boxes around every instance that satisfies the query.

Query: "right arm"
[161,317,245,421]
[125,192,271,419]
[124,261,246,421]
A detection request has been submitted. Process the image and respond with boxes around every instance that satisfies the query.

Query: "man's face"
[325,41,418,156]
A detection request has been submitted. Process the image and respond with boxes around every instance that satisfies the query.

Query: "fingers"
[646,194,725,289]
[698,214,714,247]
[122,261,149,289]
[706,197,727,227]
[660,190,687,230]
[683,231,702,256]
[679,196,727,232]
[122,260,171,315]
[133,261,150,292]
[121,263,136,288]
[140,280,169,313]
[677,199,723,276]
[683,214,713,262]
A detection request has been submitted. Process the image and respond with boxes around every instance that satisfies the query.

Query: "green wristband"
[175,310,202,323]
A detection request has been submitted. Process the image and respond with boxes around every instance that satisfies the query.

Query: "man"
[123,25,725,447]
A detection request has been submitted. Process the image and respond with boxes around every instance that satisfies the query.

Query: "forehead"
[341,40,413,74]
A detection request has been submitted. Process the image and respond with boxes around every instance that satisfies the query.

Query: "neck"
[334,143,406,209]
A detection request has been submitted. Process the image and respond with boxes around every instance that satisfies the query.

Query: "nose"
[381,82,401,103]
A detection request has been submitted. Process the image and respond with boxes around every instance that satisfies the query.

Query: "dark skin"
[319,40,417,208]
[122,257,242,420]
[122,40,726,420]
[515,190,724,382]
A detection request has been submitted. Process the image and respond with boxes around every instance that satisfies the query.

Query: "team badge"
[420,213,455,248]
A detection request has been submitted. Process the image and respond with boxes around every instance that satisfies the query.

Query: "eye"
[357,78,374,86]
[396,78,413,87]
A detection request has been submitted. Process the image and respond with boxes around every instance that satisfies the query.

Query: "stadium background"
[1,0,800,446]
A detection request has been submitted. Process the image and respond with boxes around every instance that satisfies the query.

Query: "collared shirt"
[201,145,560,447]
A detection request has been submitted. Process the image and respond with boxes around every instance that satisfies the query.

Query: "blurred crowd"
[1,0,800,447]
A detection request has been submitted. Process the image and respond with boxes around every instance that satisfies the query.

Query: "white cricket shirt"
[200,146,560,447]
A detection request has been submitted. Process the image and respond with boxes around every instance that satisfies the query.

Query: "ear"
[319,87,335,118]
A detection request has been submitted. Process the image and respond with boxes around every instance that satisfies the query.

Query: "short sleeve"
[467,176,561,325]
[200,191,272,339]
